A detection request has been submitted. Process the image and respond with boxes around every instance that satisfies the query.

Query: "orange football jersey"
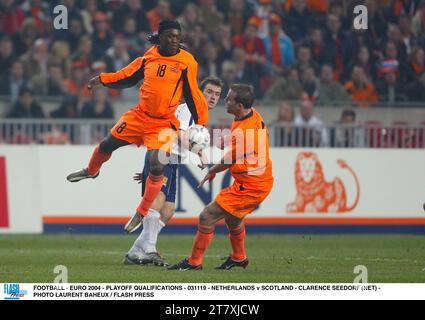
[225,108,274,189]
[99,46,208,125]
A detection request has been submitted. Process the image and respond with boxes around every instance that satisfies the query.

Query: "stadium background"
[1,0,425,282]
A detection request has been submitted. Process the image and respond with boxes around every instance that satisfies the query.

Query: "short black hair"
[230,84,255,109]
[19,87,33,97]
[341,109,356,120]
[200,77,224,91]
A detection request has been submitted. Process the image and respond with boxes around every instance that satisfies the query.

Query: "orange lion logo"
[286,152,360,213]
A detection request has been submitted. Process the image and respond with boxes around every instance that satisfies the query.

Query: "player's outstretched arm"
[87,76,101,91]
[197,163,231,188]
[99,57,145,89]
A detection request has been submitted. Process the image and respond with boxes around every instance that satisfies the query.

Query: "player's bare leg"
[67,134,129,182]
[168,202,225,270]
[125,149,167,233]
[215,215,249,270]
[124,193,171,266]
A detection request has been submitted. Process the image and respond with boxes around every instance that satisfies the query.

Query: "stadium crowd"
[1,0,425,122]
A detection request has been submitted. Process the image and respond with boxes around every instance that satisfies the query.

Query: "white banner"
[1,283,425,300]
[1,146,425,233]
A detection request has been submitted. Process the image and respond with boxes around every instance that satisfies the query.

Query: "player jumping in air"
[123,77,223,267]
[66,20,208,231]
[168,84,274,270]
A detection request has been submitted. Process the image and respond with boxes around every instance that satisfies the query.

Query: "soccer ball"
[188,125,210,153]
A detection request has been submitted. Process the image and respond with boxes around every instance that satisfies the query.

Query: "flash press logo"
[3,284,28,300]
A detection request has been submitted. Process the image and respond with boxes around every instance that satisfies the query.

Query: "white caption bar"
[1,283,425,300]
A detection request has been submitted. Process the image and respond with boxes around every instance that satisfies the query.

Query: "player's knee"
[199,208,214,226]
[149,161,164,176]
[225,216,243,230]
[99,135,126,153]
[161,210,174,224]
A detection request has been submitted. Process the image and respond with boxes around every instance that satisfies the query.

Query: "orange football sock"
[188,225,215,266]
[87,145,112,176]
[136,174,163,217]
[228,224,247,261]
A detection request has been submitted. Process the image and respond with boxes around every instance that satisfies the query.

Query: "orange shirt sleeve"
[181,57,208,125]
[99,57,145,89]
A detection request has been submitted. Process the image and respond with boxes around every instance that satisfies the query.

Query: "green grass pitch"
[1,234,424,283]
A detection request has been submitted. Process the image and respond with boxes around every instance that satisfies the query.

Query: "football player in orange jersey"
[66,20,209,232]
[169,84,274,270]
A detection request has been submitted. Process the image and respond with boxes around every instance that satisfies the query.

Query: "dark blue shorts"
[141,153,178,203]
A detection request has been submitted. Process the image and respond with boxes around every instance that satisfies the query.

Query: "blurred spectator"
[104,36,131,73]
[377,40,408,82]
[0,0,25,35]
[20,37,48,78]
[233,17,267,78]
[283,0,312,44]
[317,64,349,106]
[377,69,407,103]
[411,0,425,37]
[344,46,377,83]
[294,99,328,146]
[330,109,364,147]
[220,60,237,96]
[385,24,408,63]
[122,17,146,55]
[308,27,335,68]
[61,0,83,22]
[215,24,233,63]
[284,0,329,14]
[185,23,209,60]
[15,17,42,56]
[64,63,90,99]
[200,42,220,78]
[300,67,319,101]
[79,0,98,35]
[198,0,224,35]
[264,67,303,101]
[48,41,72,78]
[262,13,296,76]
[63,18,86,53]
[31,64,68,96]
[407,46,425,80]
[71,35,93,71]
[269,101,296,146]
[146,0,174,32]
[0,35,14,74]
[1,0,425,111]
[295,45,318,75]
[0,60,28,103]
[91,12,113,60]
[274,101,295,124]
[389,0,421,21]
[6,87,44,118]
[345,66,379,107]
[177,2,201,32]
[50,95,79,119]
[364,0,388,40]
[49,96,79,144]
[80,87,114,119]
[225,0,254,36]
[113,0,150,33]
[324,13,346,79]
[406,70,425,101]
[398,15,414,55]
[231,47,261,95]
